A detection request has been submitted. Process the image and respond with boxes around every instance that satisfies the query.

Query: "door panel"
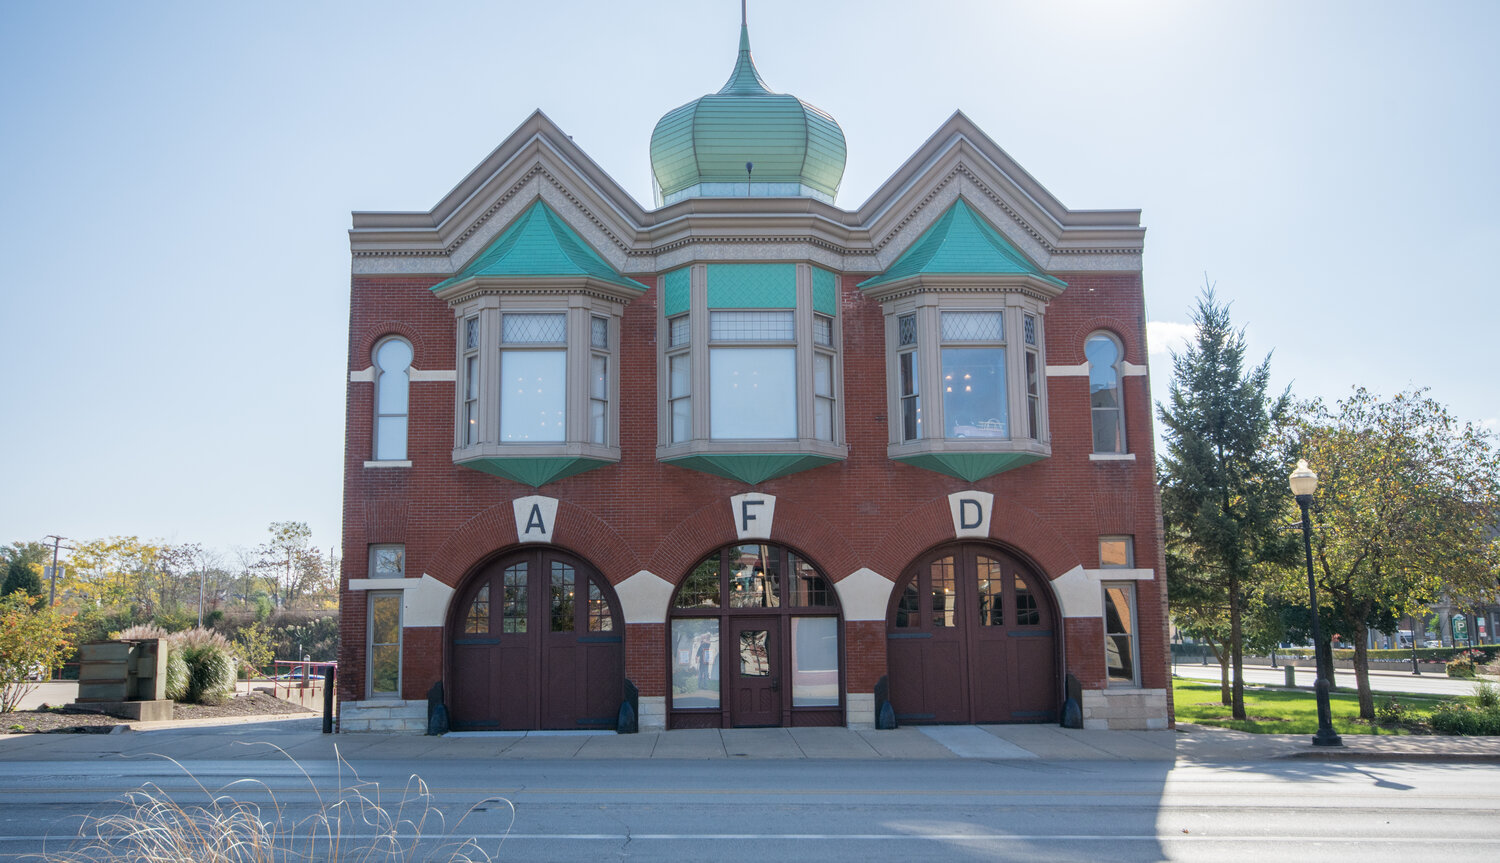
[729,617,781,726]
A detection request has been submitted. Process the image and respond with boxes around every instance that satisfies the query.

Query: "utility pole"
[41,535,73,607]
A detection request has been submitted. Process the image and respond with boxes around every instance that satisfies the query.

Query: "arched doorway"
[886,543,1058,724]
[667,543,844,729]
[447,547,623,730]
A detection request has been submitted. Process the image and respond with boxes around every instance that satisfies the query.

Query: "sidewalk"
[2,716,1497,764]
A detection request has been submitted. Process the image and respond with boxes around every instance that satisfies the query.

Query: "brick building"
[339,15,1170,733]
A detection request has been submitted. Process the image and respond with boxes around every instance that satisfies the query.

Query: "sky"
[1,0,1496,562]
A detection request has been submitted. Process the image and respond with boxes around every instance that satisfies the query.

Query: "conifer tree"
[1159,285,1295,720]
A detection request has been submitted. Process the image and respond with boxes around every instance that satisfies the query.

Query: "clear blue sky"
[2,0,1496,560]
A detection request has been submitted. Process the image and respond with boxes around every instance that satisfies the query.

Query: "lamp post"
[1290,459,1343,747]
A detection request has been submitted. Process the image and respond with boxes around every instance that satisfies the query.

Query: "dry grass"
[38,744,514,862]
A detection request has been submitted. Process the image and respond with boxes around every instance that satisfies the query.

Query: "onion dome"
[649,15,847,205]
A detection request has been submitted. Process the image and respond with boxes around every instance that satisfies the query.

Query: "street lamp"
[1290,459,1343,747]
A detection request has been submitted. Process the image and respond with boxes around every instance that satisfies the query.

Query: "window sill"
[1088,453,1135,461]
[364,460,412,469]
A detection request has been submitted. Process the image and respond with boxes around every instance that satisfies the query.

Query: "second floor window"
[1087,332,1125,453]
[374,337,412,461]
[501,313,567,442]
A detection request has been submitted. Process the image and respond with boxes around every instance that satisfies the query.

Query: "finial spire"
[720,0,770,95]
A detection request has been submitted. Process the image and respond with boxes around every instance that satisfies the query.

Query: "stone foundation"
[339,698,427,733]
[1080,688,1169,730]
[846,692,874,729]
[638,695,666,732]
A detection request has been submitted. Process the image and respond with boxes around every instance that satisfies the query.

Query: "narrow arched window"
[374,338,413,460]
[1086,332,1125,453]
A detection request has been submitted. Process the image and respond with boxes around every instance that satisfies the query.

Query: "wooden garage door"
[449,549,622,730]
[886,544,1057,724]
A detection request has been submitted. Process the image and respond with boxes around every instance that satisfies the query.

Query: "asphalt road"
[0,756,1496,861]
[1172,663,1488,697]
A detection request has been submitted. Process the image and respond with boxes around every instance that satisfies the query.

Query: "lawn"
[1171,677,1456,735]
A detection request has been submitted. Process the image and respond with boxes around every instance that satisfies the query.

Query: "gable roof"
[857,197,1066,289]
[429,200,647,294]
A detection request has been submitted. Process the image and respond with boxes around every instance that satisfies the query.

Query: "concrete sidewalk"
[2,716,1497,764]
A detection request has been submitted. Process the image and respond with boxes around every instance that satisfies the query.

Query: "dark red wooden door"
[449,550,622,730]
[728,617,782,726]
[886,544,1057,724]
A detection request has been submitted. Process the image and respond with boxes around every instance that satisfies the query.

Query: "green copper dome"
[649,18,847,205]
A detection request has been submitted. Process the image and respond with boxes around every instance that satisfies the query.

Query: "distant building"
[339,12,1168,733]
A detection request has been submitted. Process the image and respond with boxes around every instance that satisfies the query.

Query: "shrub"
[1429,703,1500,736]
[113,623,172,641]
[1374,697,1409,725]
[0,593,73,713]
[1446,649,1485,679]
[163,646,188,701]
[175,628,238,705]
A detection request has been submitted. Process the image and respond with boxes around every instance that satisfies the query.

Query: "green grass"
[1171,678,1456,735]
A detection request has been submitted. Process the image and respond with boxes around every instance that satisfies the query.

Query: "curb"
[113,712,320,733]
[1282,749,1500,763]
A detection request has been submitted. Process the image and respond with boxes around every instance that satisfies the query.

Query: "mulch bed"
[3,693,315,734]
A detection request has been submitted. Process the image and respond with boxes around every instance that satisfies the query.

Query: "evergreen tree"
[1158,285,1295,720]
[1,560,45,600]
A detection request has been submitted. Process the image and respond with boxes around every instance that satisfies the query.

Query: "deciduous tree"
[0,593,74,713]
[1294,388,1500,719]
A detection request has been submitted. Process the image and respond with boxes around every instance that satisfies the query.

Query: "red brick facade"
[340,113,1168,731]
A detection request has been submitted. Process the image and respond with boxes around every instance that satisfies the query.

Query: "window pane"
[941,311,1003,342]
[895,581,920,628]
[591,316,608,349]
[590,355,607,399]
[710,310,795,341]
[671,619,720,708]
[813,353,832,396]
[1100,538,1133,568]
[710,347,796,439]
[375,417,407,461]
[1087,334,1123,454]
[900,351,919,442]
[551,561,575,632]
[503,313,565,343]
[787,555,833,607]
[670,315,690,347]
[1014,574,1040,626]
[930,557,956,627]
[465,355,479,400]
[671,397,692,443]
[942,347,1007,439]
[1105,586,1135,684]
[465,585,489,634]
[1026,350,1040,440]
[500,350,566,442]
[503,563,527,633]
[738,629,770,676]
[898,313,917,347]
[590,401,606,445]
[370,593,401,695]
[1093,407,1123,453]
[675,556,721,608]
[1023,314,1037,347]
[728,544,779,609]
[669,353,691,398]
[465,317,479,350]
[372,546,404,578]
[815,399,833,441]
[376,339,413,376]
[376,347,410,414]
[977,556,1004,626]
[813,315,833,347]
[588,581,613,632]
[792,617,839,706]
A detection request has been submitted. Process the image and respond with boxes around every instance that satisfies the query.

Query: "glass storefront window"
[791,617,838,706]
[671,619,720,708]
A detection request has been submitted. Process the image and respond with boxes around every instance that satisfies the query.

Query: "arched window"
[1086,332,1125,453]
[374,338,412,461]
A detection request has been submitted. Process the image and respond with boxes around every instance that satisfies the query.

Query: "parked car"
[1423,640,1444,648]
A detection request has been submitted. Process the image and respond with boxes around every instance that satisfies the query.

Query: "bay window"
[658,263,846,484]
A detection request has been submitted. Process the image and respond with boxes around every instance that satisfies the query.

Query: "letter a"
[525,503,547,535]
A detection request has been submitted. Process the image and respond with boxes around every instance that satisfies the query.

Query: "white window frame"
[373,336,412,461]
[367,590,403,698]
[657,263,846,461]
[449,294,623,464]
[1102,581,1140,688]
[1087,330,1127,454]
